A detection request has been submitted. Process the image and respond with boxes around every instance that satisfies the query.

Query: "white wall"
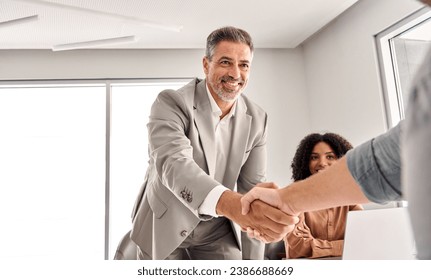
[0,49,203,79]
[249,49,310,184]
[1,0,423,190]
[0,48,308,184]
[301,0,424,209]
[302,0,423,146]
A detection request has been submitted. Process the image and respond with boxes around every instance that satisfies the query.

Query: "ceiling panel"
[0,0,359,50]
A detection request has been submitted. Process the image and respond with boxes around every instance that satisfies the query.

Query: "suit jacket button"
[180,230,188,237]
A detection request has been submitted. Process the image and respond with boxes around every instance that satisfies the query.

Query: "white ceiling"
[0,0,359,50]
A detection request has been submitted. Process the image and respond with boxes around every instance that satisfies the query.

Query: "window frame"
[375,6,431,129]
[0,77,192,260]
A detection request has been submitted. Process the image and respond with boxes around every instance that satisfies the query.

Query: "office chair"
[113,230,138,260]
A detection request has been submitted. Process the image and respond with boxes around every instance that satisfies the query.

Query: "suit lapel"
[193,80,252,186]
[224,97,251,189]
[193,81,217,177]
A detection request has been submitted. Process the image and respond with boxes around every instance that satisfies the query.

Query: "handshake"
[217,182,300,244]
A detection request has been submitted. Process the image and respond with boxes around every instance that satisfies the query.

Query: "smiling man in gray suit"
[130,26,295,260]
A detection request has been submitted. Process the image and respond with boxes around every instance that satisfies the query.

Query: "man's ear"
[202,56,209,75]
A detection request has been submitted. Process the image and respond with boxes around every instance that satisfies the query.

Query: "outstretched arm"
[241,157,370,216]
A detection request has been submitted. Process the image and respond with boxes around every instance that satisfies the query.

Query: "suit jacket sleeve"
[147,87,220,215]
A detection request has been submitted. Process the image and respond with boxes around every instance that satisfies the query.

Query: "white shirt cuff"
[198,185,229,217]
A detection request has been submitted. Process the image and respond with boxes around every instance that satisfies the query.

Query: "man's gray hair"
[205,26,254,60]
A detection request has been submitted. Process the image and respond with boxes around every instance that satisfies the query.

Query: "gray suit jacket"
[130,78,268,260]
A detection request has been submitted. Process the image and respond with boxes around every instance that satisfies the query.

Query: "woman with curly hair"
[284,133,363,259]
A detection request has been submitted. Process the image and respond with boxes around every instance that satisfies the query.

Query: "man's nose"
[228,65,241,79]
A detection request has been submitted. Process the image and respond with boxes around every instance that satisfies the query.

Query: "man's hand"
[216,190,298,243]
[241,182,287,215]
[240,182,299,242]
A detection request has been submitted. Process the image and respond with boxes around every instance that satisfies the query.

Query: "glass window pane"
[109,81,189,259]
[0,85,106,260]
[376,7,431,128]
[391,17,431,112]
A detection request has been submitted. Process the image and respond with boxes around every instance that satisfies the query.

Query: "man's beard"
[213,76,245,102]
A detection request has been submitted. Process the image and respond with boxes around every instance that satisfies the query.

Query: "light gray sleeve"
[403,47,431,260]
[346,123,403,203]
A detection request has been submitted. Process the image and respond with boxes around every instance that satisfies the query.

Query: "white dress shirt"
[198,84,237,217]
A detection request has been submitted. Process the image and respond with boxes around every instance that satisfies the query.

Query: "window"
[0,84,106,260]
[376,6,431,208]
[109,82,187,259]
[0,79,190,260]
[376,6,431,128]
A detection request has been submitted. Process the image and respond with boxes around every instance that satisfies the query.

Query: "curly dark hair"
[291,133,353,181]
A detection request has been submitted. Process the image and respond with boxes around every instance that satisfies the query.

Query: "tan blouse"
[284,205,363,259]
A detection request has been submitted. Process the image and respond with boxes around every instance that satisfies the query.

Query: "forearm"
[287,231,344,259]
[216,190,244,222]
[310,240,344,259]
[281,157,370,214]
[285,235,312,259]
